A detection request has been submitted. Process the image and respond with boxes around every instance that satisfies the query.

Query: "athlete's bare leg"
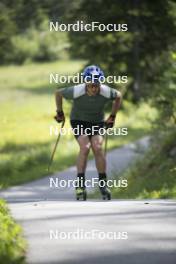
[91,135,106,173]
[76,135,91,173]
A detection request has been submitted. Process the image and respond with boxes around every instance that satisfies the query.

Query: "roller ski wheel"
[76,188,87,201]
[99,187,111,200]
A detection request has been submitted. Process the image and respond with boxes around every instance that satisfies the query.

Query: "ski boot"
[76,187,87,201]
[99,186,111,200]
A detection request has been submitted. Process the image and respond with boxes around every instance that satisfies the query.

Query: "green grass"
[0,60,156,188]
[111,129,176,199]
[0,200,26,264]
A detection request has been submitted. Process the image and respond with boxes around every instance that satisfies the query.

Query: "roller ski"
[76,187,87,201]
[99,186,111,200]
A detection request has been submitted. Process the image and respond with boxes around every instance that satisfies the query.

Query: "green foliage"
[11,21,70,64]
[0,200,26,264]
[0,0,77,64]
[0,0,48,64]
[151,53,176,129]
[68,0,176,101]
[0,0,47,33]
[0,3,16,63]
[11,33,39,64]
[112,129,176,199]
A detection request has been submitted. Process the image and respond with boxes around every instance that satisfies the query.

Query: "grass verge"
[0,200,26,264]
[111,129,176,199]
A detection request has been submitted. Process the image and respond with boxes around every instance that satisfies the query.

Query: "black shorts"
[70,120,105,139]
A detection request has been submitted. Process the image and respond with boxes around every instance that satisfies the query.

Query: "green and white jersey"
[59,84,121,122]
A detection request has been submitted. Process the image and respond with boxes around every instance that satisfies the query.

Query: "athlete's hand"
[54,110,65,123]
[105,114,116,129]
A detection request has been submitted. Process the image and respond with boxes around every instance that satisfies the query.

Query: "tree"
[67,0,176,101]
[0,3,16,63]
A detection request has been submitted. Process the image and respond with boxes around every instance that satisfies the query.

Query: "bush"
[11,34,39,64]
[11,20,70,64]
[0,200,26,264]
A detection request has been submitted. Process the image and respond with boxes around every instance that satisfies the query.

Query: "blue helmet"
[83,65,104,83]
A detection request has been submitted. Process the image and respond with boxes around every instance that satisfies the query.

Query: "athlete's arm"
[105,91,122,128]
[55,90,63,112]
[54,86,74,123]
[111,92,122,116]
[54,91,65,123]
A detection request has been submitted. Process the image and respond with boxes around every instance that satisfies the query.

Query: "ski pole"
[47,120,65,172]
[104,126,108,157]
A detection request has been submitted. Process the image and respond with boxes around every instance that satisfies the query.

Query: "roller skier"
[54,65,122,200]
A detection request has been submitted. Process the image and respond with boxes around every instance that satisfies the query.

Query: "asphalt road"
[1,137,176,264]
[9,200,176,264]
